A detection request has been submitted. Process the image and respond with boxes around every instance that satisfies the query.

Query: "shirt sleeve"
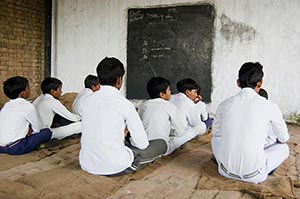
[198,101,208,121]
[127,104,149,149]
[269,102,289,143]
[52,99,81,122]
[188,101,208,127]
[212,102,223,138]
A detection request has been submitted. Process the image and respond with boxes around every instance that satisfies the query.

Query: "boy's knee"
[150,139,168,153]
[282,143,290,158]
[41,128,52,139]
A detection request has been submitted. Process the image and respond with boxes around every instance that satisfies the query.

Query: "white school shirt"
[71,88,93,117]
[79,86,149,175]
[138,98,187,144]
[213,88,289,175]
[170,93,207,133]
[0,98,42,146]
[33,94,81,128]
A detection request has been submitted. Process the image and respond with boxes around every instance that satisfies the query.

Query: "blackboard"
[126,4,215,102]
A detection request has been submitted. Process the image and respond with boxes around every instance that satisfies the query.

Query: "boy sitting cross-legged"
[33,77,81,140]
[0,76,52,155]
[138,76,201,156]
[72,74,100,117]
[170,78,212,134]
[79,57,167,176]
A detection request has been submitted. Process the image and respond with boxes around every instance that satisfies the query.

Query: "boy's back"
[72,88,92,116]
[0,76,51,155]
[80,85,148,175]
[139,98,186,141]
[0,98,41,146]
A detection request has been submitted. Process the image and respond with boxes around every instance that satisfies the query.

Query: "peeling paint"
[220,14,256,42]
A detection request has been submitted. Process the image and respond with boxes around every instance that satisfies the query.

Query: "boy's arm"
[188,101,208,127]
[53,99,81,122]
[198,101,208,121]
[212,102,224,138]
[269,103,289,143]
[126,104,149,149]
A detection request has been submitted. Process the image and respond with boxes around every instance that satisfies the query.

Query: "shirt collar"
[239,87,258,96]
[44,93,55,99]
[149,98,169,103]
[100,85,121,96]
[10,97,27,102]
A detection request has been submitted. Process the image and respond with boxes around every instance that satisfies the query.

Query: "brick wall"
[0,0,46,108]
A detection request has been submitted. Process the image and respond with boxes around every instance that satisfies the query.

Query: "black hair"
[238,62,264,88]
[96,57,125,86]
[146,76,170,99]
[176,78,201,94]
[3,76,29,99]
[84,75,99,89]
[258,88,268,99]
[41,77,62,94]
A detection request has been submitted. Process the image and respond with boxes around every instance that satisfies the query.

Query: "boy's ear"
[237,79,241,87]
[115,76,123,90]
[159,92,165,99]
[184,90,190,96]
[19,90,25,98]
[257,79,263,88]
[50,89,55,95]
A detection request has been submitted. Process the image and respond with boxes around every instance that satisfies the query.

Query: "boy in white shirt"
[0,76,52,155]
[79,57,167,176]
[33,77,81,140]
[170,78,212,134]
[138,77,200,155]
[72,74,100,117]
[212,62,289,184]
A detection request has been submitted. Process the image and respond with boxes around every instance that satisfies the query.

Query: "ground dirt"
[0,124,299,199]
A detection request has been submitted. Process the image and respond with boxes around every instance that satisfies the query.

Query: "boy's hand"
[194,95,203,104]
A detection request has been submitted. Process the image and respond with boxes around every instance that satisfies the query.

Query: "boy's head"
[176,78,200,102]
[96,57,125,90]
[146,76,171,100]
[3,76,30,99]
[84,74,100,92]
[238,62,264,90]
[41,77,62,99]
[258,88,268,99]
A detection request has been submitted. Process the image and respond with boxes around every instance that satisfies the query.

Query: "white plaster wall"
[52,0,300,115]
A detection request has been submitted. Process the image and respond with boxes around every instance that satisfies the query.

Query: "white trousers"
[51,121,82,140]
[212,136,289,184]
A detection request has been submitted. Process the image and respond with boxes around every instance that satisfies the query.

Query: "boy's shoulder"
[144,98,177,110]
[1,98,35,112]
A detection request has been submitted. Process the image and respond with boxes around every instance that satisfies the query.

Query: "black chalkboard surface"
[126,4,215,102]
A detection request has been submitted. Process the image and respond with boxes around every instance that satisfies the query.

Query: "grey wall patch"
[220,14,256,42]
